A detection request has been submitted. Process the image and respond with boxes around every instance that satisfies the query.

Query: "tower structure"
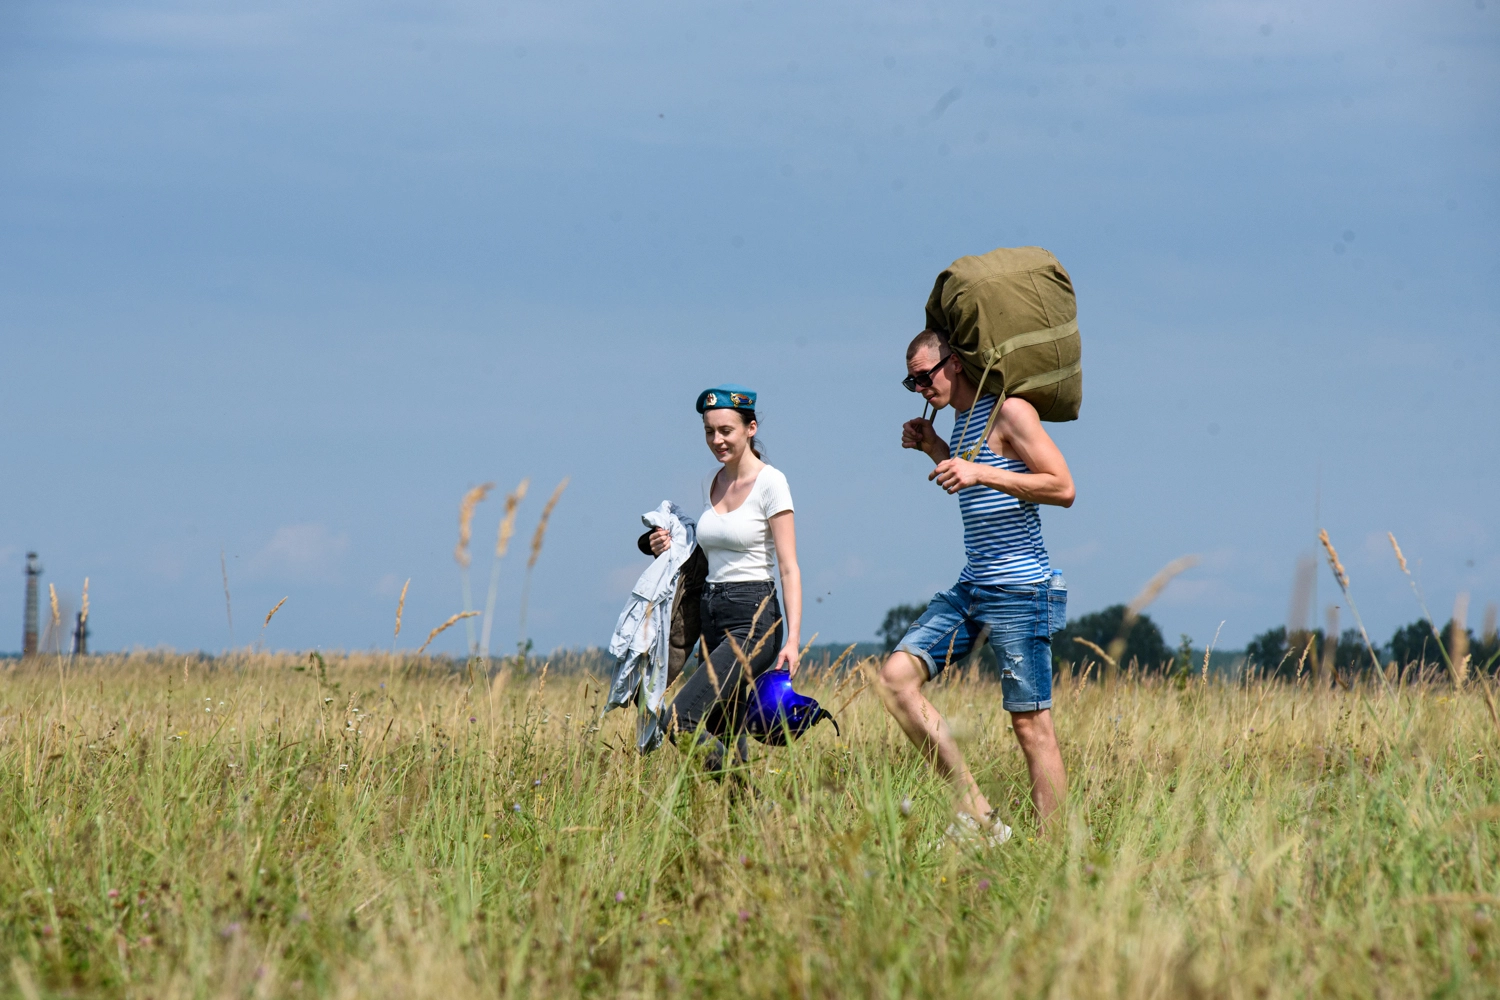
[23,552,41,658]
[72,610,89,656]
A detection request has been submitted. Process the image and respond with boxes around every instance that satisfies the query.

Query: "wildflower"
[513,803,522,814]
[899,797,912,816]
[483,834,491,839]
[107,888,120,899]
[977,879,991,891]
[221,922,242,939]
[738,909,749,922]
[469,716,477,723]
[615,891,626,902]
[41,924,55,937]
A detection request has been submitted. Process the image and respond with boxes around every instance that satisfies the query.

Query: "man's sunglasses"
[902,354,951,392]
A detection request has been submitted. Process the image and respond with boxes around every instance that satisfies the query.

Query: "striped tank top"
[948,393,1051,586]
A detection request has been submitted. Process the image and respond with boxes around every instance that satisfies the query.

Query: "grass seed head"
[528,478,569,570]
[417,611,480,655]
[48,584,60,629]
[1451,592,1470,686]
[80,578,89,627]
[1388,532,1410,576]
[263,597,287,628]
[496,479,531,558]
[394,578,410,638]
[1318,529,1349,591]
[454,483,495,568]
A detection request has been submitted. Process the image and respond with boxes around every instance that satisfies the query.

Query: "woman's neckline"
[707,464,768,516]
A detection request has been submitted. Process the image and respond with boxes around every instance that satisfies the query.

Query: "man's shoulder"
[997,395,1041,421]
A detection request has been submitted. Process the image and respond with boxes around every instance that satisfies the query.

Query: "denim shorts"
[895,574,1067,713]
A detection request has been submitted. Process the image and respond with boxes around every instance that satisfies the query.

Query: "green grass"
[1,652,1497,998]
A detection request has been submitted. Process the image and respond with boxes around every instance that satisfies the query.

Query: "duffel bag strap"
[956,359,999,462]
[956,318,1078,460]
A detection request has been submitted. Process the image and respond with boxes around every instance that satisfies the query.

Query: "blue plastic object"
[744,671,840,746]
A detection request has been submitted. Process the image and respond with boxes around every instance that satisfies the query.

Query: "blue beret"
[695,384,757,414]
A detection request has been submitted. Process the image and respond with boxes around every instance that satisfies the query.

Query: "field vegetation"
[2,650,1498,998]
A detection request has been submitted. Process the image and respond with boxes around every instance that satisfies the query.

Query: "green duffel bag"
[924,246,1082,453]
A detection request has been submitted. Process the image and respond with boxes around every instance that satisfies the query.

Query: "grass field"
[2,651,1497,999]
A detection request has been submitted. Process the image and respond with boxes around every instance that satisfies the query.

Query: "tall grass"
[2,652,1496,998]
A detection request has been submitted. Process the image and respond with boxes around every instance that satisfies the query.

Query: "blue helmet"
[744,671,840,746]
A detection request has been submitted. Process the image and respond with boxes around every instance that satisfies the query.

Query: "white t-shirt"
[697,465,795,583]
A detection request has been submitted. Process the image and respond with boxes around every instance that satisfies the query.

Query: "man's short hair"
[907,328,950,362]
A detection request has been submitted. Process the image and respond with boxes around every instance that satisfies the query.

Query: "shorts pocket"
[1047,586,1068,636]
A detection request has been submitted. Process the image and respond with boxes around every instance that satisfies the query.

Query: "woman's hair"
[707,407,765,459]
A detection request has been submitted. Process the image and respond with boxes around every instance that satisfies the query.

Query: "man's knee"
[878,651,927,702]
[1010,708,1057,750]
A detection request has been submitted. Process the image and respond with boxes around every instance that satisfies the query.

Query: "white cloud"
[251,523,349,581]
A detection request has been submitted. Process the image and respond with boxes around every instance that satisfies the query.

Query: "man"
[876,328,1074,843]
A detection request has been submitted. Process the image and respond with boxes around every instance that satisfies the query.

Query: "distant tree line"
[877,600,1500,680]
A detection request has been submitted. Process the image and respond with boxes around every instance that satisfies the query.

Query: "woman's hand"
[648,528,671,556]
[775,641,801,678]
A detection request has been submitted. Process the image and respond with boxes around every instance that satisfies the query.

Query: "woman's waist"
[703,579,777,595]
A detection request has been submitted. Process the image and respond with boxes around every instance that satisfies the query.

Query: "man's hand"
[929,457,985,494]
[902,418,947,462]
[647,527,671,556]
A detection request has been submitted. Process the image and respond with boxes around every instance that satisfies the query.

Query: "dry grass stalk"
[517,479,569,656]
[417,611,480,655]
[1202,620,1224,684]
[1073,637,1115,668]
[748,593,772,645]
[1293,633,1313,685]
[1317,529,1387,685]
[1321,606,1340,685]
[826,643,859,679]
[1105,555,1199,669]
[1317,530,1348,590]
[1288,555,1316,636]
[1127,555,1200,618]
[1388,532,1409,575]
[528,479,569,570]
[496,480,531,558]
[1483,603,1498,645]
[220,548,233,639]
[394,579,410,638]
[48,584,60,631]
[454,483,495,568]
[263,597,287,628]
[1450,592,1470,687]
[480,480,531,660]
[1387,531,1454,675]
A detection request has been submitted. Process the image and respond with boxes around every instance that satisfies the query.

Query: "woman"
[645,383,803,770]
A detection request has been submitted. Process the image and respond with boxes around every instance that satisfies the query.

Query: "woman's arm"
[769,510,802,676]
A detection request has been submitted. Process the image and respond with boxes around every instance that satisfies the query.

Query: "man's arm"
[901,418,950,465]
[928,397,1075,507]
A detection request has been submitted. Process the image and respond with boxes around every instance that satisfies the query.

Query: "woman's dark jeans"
[667,581,782,749]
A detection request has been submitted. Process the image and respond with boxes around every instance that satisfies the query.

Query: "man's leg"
[1010,708,1066,830]
[876,651,992,820]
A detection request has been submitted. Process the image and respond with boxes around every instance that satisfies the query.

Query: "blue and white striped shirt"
[948,393,1052,586]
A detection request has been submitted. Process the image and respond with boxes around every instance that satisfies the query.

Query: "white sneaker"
[940,812,1013,849]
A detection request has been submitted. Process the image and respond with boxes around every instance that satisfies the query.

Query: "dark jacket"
[639,530,707,685]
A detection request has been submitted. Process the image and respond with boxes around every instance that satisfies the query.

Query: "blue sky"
[2,0,1496,656]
